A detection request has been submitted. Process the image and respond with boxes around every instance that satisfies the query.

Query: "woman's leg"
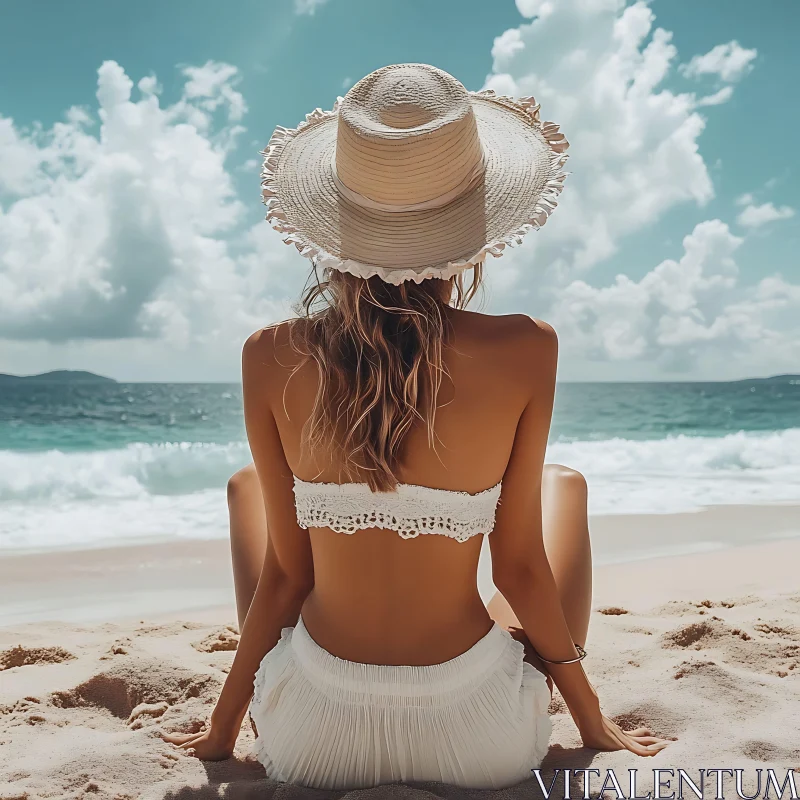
[227,463,268,631]
[487,464,592,665]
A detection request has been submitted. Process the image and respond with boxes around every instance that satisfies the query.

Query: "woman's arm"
[206,550,311,751]
[164,327,314,758]
[490,319,668,757]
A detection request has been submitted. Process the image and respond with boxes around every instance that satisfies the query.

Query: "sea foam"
[1,430,799,551]
[549,428,800,515]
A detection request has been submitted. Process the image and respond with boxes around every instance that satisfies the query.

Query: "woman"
[164,63,671,790]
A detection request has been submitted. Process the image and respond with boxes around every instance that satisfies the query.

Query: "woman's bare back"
[253,307,557,666]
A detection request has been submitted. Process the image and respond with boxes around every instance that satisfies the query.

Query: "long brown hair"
[287,264,484,492]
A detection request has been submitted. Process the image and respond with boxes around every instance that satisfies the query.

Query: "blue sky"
[0,0,797,381]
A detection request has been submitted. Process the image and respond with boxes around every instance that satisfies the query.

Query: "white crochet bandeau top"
[292,477,502,543]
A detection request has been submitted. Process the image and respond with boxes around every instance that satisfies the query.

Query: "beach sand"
[1,506,799,799]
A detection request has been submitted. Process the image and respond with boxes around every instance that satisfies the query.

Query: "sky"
[0,0,798,382]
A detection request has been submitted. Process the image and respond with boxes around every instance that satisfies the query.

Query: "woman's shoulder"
[500,313,557,345]
[451,309,557,355]
[243,320,279,345]
[446,310,558,401]
[241,320,308,398]
[243,319,304,364]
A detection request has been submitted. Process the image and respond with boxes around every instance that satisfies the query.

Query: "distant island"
[731,374,800,384]
[0,371,796,386]
[0,370,117,385]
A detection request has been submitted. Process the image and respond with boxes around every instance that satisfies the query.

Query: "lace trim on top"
[292,477,502,542]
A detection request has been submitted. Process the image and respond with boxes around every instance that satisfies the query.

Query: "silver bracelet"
[535,643,587,665]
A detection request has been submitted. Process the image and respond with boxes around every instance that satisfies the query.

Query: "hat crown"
[335,64,484,208]
[340,64,472,136]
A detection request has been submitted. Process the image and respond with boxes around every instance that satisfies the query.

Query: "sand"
[1,507,799,800]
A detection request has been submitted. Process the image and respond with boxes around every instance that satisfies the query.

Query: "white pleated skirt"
[249,616,552,791]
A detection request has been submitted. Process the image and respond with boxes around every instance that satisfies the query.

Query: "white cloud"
[482,0,720,294]
[679,40,757,83]
[0,117,48,196]
[695,85,733,107]
[137,75,161,96]
[491,29,526,61]
[736,202,795,229]
[475,1,798,377]
[514,0,559,19]
[180,61,247,122]
[294,0,329,15]
[0,60,298,377]
[547,220,800,371]
[237,157,260,173]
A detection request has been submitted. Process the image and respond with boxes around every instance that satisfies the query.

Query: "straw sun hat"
[260,63,569,285]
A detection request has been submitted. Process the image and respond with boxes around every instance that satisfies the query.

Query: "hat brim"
[261,91,569,285]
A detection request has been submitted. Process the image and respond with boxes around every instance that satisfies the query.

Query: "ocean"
[1,378,799,555]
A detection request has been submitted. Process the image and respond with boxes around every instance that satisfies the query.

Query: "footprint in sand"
[611,705,678,737]
[624,625,654,636]
[662,619,751,650]
[597,606,629,616]
[673,659,717,679]
[663,620,717,648]
[192,627,240,653]
[127,701,169,730]
[666,615,799,682]
[98,637,133,660]
[0,645,75,670]
[657,598,743,617]
[741,740,798,762]
[753,622,796,636]
[694,599,738,609]
[0,790,32,800]
[159,751,180,770]
[51,657,221,719]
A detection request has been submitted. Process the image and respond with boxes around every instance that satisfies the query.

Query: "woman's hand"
[161,724,237,761]
[579,714,672,757]
[506,626,673,757]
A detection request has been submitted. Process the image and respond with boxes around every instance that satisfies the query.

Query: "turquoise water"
[2,379,799,450]
[1,378,799,551]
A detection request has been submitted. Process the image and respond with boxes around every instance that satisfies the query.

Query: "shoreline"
[2,500,798,560]
[2,503,799,626]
